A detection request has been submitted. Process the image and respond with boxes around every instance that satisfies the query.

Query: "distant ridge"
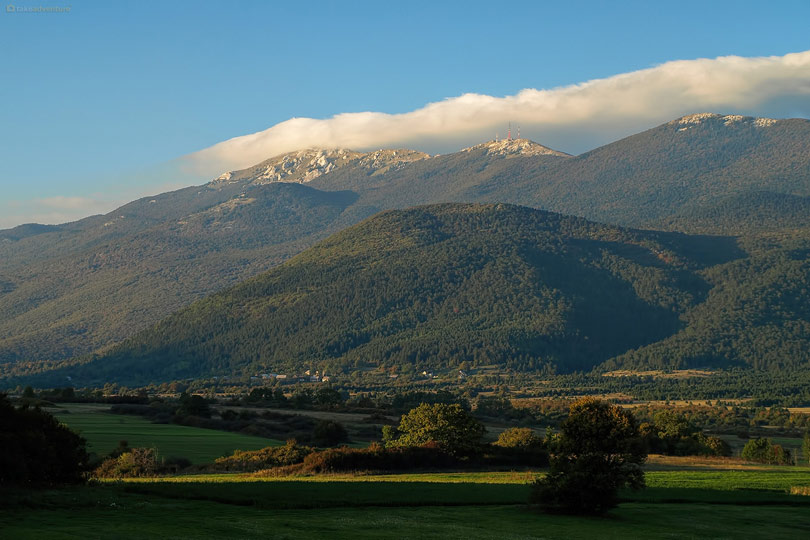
[3,113,810,379]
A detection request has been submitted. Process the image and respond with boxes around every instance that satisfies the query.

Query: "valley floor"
[3,466,810,539]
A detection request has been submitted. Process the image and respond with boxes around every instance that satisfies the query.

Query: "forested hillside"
[653,192,810,235]
[0,183,357,374]
[15,203,754,387]
[606,228,810,371]
[2,113,810,376]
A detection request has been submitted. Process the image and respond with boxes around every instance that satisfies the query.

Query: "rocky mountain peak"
[462,138,570,158]
[669,113,780,131]
[212,148,430,186]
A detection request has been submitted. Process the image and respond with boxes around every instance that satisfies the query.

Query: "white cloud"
[186,50,810,176]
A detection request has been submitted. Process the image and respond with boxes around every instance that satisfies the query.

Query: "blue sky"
[2,0,810,227]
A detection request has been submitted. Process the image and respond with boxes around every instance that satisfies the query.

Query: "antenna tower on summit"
[507,122,512,141]
[517,125,520,139]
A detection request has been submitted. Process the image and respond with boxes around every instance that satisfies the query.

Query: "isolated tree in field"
[382,402,485,457]
[531,397,646,515]
[803,431,810,465]
[741,437,792,465]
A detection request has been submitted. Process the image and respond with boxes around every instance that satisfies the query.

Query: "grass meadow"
[3,467,810,539]
[8,405,806,538]
[49,404,283,463]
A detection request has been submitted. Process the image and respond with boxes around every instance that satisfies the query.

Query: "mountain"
[527,114,810,227]
[305,114,810,231]
[3,113,810,378]
[17,203,747,387]
[0,182,357,376]
[0,140,572,375]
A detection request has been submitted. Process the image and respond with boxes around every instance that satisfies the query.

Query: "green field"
[15,405,808,538]
[4,468,810,539]
[49,404,284,463]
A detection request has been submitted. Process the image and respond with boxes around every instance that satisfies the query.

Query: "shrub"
[314,387,344,409]
[741,437,793,465]
[214,440,313,472]
[177,393,211,418]
[697,434,732,457]
[494,428,543,450]
[640,411,732,457]
[93,447,160,478]
[220,409,240,421]
[312,420,348,447]
[163,456,192,473]
[475,396,519,419]
[488,427,548,466]
[271,442,458,476]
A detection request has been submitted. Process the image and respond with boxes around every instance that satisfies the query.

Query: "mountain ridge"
[3,113,810,380]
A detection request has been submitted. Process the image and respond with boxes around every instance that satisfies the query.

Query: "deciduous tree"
[383,403,484,457]
[531,397,646,515]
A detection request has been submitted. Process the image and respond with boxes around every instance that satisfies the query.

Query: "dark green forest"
[13,202,808,388]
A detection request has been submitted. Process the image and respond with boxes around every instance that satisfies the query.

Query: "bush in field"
[489,427,548,467]
[312,420,348,447]
[93,447,160,478]
[214,440,313,472]
[163,456,192,472]
[314,387,344,410]
[0,394,89,486]
[271,442,458,475]
[772,444,793,465]
[531,398,646,515]
[177,393,211,418]
[494,428,543,450]
[803,432,810,464]
[474,396,528,420]
[383,403,485,457]
[246,387,288,407]
[741,438,793,465]
[639,411,731,457]
[696,433,732,457]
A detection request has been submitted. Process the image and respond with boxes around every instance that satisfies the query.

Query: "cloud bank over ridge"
[187,50,810,176]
